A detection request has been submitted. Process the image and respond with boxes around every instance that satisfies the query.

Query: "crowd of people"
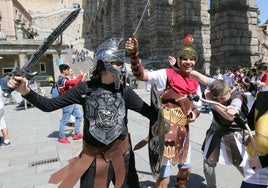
[3,35,268,188]
[211,65,260,97]
[126,35,268,188]
[72,49,86,63]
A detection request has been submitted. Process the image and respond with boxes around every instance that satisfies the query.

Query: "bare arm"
[190,70,209,85]
[204,89,239,121]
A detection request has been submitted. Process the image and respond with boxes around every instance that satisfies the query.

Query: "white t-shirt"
[145,69,202,111]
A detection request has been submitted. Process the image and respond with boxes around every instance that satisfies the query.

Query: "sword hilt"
[3,63,37,98]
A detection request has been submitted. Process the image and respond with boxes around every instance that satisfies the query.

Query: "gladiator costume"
[161,69,199,165]
[49,88,130,188]
[203,90,250,166]
[49,38,136,188]
[129,38,201,187]
[21,38,156,188]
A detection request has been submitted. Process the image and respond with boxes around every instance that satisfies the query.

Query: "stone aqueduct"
[82,0,259,74]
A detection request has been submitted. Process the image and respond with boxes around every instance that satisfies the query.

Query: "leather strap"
[48,157,77,184]
[49,135,130,187]
[223,134,243,165]
[130,54,144,79]
[95,154,109,188]
[58,154,94,188]
[110,148,125,188]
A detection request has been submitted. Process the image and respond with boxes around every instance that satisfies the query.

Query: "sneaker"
[58,137,71,144]
[0,141,11,147]
[72,133,83,140]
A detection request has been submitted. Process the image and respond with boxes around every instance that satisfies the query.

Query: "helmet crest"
[179,34,197,61]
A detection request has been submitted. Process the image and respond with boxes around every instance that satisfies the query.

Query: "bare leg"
[156,177,170,188]
[176,168,191,188]
[1,127,9,141]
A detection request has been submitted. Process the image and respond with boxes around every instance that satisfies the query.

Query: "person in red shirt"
[57,64,87,143]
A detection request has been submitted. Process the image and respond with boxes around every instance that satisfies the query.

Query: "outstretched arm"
[190,70,209,85]
[125,37,148,81]
[8,76,85,112]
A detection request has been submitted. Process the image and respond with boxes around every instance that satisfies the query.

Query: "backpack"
[50,82,60,98]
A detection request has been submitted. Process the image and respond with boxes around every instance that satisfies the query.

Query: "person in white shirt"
[223,68,235,88]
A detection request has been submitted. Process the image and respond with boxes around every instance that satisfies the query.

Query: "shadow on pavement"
[47,131,58,138]
[138,171,206,187]
[139,180,155,187]
[170,173,206,187]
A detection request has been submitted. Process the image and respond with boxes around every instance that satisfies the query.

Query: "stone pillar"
[173,0,210,74]
[85,0,99,49]
[209,0,259,70]
[131,1,150,58]
[16,23,24,40]
[261,24,268,63]
[111,0,121,37]
[103,2,112,39]
[120,0,133,38]
[149,0,173,61]
[18,52,28,68]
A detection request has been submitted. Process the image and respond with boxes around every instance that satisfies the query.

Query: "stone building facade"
[209,0,259,71]
[0,0,34,40]
[0,0,266,78]
[0,0,66,85]
[83,0,259,74]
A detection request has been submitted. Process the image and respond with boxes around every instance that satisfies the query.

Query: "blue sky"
[255,0,267,24]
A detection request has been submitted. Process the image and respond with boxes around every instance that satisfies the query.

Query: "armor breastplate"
[85,88,126,145]
[160,86,193,164]
[161,86,193,117]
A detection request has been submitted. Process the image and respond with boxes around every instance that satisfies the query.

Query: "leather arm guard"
[130,52,144,80]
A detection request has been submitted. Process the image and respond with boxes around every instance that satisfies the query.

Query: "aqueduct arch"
[83,0,259,74]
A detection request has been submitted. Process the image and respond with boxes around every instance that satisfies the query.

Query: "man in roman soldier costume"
[189,70,252,187]
[125,35,202,188]
[7,38,157,188]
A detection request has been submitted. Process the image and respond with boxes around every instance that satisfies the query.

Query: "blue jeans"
[59,104,82,138]
[240,181,267,188]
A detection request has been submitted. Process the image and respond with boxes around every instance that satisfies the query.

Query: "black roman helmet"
[93,38,125,89]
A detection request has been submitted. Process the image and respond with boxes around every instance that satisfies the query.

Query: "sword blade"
[22,8,81,70]
[3,8,81,98]
[133,0,151,36]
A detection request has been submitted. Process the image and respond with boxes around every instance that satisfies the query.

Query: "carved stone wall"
[84,0,211,73]
[83,0,260,74]
[17,0,260,75]
[209,0,259,71]
[173,0,211,74]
